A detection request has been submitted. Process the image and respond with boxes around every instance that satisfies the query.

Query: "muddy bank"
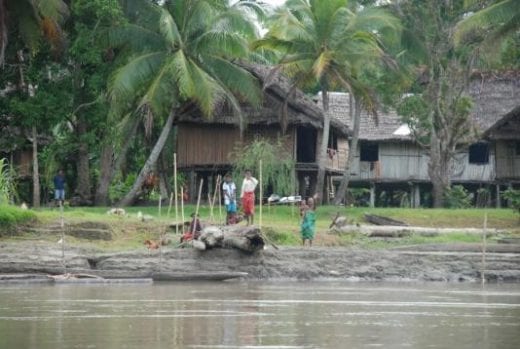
[1,241,519,282]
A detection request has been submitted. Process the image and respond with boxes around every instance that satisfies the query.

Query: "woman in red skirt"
[240,169,258,226]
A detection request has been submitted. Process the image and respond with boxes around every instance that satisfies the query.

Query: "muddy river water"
[0,281,519,348]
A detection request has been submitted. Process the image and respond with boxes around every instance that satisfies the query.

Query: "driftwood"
[191,225,265,253]
[329,212,348,229]
[364,214,408,226]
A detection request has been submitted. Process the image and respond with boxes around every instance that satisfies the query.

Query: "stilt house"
[176,63,350,201]
[320,72,520,207]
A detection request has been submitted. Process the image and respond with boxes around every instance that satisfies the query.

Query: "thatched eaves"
[482,105,520,140]
[314,92,412,142]
[176,62,350,137]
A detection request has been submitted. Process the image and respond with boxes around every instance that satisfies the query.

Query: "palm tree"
[110,0,263,206]
[254,0,399,204]
[455,0,520,48]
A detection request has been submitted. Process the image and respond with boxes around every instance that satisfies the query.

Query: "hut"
[318,72,520,207]
[175,63,350,201]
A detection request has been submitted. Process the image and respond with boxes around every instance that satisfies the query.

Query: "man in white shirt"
[222,173,237,224]
[240,169,258,225]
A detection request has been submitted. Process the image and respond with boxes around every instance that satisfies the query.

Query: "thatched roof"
[313,92,412,142]
[482,105,520,140]
[176,62,350,137]
[314,72,520,142]
[468,71,520,133]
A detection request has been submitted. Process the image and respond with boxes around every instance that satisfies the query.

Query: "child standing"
[300,197,316,247]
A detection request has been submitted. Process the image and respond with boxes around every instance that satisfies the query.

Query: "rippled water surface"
[0,281,519,348]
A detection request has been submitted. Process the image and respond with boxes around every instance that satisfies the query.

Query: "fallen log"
[199,226,224,248]
[364,214,408,226]
[336,225,502,236]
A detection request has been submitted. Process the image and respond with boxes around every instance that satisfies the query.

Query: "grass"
[0,205,37,230]
[1,203,518,249]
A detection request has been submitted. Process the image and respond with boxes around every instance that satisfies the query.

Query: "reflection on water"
[0,281,519,349]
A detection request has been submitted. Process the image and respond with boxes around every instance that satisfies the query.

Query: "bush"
[503,188,520,216]
[0,158,17,205]
[444,185,472,208]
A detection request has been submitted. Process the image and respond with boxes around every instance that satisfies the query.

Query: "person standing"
[240,169,258,226]
[53,169,66,206]
[300,197,316,246]
[222,174,237,224]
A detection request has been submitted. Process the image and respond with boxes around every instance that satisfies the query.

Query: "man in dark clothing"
[53,169,66,206]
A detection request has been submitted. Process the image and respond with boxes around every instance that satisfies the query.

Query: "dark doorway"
[297,127,317,162]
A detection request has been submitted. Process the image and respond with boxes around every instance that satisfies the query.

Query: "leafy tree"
[231,138,295,196]
[503,188,520,217]
[109,0,263,206]
[254,0,400,204]
[392,0,479,207]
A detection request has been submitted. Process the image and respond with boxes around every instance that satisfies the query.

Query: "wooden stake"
[60,202,65,270]
[167,192,173,217]
[481,212,488,286]
[158,195,162,217]
[195,179,203,219]
[259,160,263,228]
[217,175,222,223]
[174,153,179,235]
[208,193,214,223]
[181,186,185,233]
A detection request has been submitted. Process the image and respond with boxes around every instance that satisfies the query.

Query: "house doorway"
[296,127,317,163]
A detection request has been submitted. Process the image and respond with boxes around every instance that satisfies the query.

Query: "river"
[0,281,519,349]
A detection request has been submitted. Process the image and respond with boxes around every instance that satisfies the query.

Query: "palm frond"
[455,0,520,46]
[108,24,165,52]
[158,7,181,47]
[109,51,166,108]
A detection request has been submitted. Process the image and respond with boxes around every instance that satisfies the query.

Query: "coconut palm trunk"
[118,111,174,207]
[315,88,330,204]
[334,97,361,205]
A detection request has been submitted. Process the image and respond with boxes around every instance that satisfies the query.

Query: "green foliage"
[0,159,18,205]
[231,138,295,195]
[0,205,36,229]
[503,188,520,215]
[109,173,137,203]
[444,185,473,208]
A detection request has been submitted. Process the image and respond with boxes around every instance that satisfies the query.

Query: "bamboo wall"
[350,142,496,182]
[495,141,520,180]
[177,123,295,167]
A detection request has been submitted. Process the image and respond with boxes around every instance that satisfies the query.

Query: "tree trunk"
[94,144,114,206]
[334,97,361,205]
[31,126,40,208]
[428,128,451,208]
[315,88,330,205]
[0,0,7,67]
[118,112,175,207]
[75,116,91,203]
[94,117,139,206]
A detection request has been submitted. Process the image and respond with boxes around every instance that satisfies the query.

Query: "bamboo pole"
[218,175,222,223]
[259,160,263,228]
[481,212,488,286]
[174,153,179,235]
[195,179,203,220]
[167,192,173,217]
[208,193,214,223]
[158,195,162,217]
[181,186,185,232]
[60,201,65,270]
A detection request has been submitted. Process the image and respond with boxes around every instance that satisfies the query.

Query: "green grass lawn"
[1,203,518,249]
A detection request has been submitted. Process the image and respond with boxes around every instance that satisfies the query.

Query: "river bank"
[1,240,519,282]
